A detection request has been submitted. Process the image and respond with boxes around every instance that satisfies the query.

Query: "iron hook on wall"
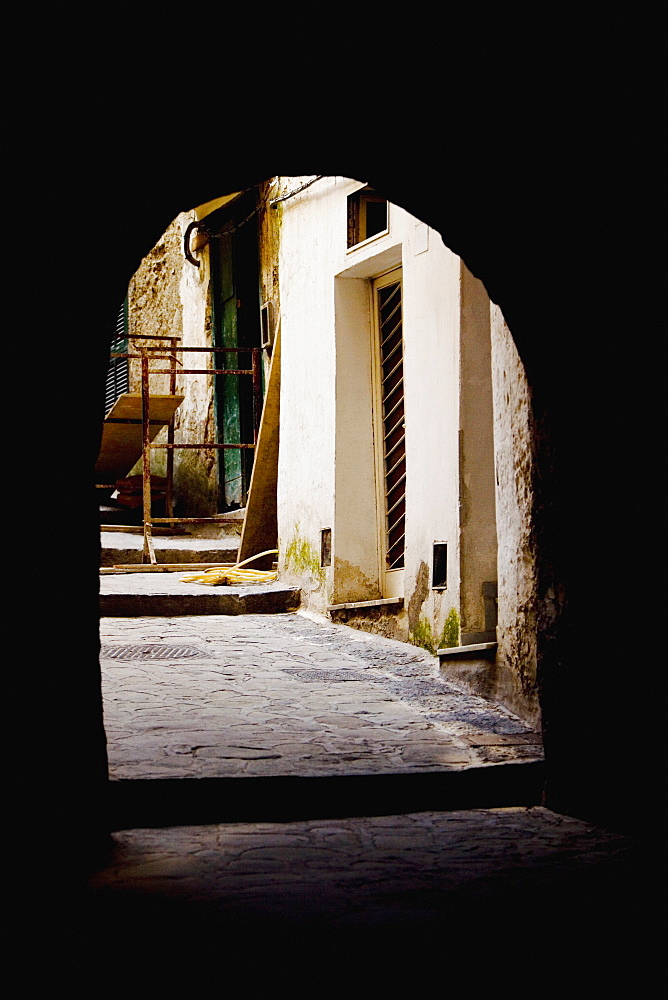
[183,220,211,267]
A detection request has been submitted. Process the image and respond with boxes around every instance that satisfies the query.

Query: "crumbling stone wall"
[127,219,184,478]
[258,178,281,376]
[175,211,218,515]
[126,214,219,514]
[490,303,539,725]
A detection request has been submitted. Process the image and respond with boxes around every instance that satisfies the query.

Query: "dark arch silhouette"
[15,24,658,897]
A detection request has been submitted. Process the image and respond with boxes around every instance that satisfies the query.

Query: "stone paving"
[90,806,632,920]
[84,806,640,986]
[86,611,642,983]
[99,611,543,780]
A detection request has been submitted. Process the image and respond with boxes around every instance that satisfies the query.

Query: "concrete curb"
[99,583,301,616]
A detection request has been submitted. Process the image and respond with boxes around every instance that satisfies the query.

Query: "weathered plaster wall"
[127,220,184,478]
[126,212,219,515]
[490,303,539,724]
[276,177,463,642]
[175,210,218,515]
[258,179,282,381]
[127,219,183,363]
[276,177,339,608]
[333,275,379,605]
[400,217,461,650]
[459,263,498,643]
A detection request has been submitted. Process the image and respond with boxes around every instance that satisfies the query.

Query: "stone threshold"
[328,597,404,612]
[438,642,497,659]
[101,564,235,574]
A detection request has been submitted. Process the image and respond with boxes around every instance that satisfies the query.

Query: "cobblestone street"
[85,610,641,986]
[100,611,543,780]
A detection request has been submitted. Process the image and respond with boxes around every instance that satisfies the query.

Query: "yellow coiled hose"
[181,549,278,586]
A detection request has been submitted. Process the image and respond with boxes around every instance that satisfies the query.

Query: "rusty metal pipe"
[132,345,252,352]
[147,368,253,376]
[151,442,255,449]
[141,351,156,565]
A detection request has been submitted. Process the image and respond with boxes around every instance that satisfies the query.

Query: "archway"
[21,48,654,891]
[45,168,628,856]
[97,176,547,827]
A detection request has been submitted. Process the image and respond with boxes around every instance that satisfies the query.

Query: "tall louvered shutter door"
[377,277,406,571]
[105,299,129,414]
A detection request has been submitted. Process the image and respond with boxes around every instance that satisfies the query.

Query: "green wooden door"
[210,195,261,509]
[215,232,243,507]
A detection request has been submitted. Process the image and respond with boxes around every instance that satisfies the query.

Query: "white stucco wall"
[400,215,461,647]
[276,177,463,643]
[459,263,498,643]
[333,275,379,602]
[276,177,340,601]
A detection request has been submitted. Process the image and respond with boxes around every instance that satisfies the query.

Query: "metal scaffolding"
[110,336,262,565]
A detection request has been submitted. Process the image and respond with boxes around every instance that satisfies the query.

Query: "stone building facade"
[122,176,538,723]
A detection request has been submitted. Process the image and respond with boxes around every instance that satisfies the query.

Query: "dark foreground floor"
[15,616,646,990]
[17,805,640,992]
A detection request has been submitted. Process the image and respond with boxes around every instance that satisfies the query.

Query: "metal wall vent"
[101,644,210,661]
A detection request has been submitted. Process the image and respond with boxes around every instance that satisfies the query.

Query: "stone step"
[100,529,239,566]
[100,572,300,616]
[438,642,498,700]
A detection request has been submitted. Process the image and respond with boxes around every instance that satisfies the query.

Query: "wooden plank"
[238,328,281,570]
[105,392,185,423]
[101,563,235,574]
[95,393,184,481]
[141,357,157,564]
[100,524,187,535]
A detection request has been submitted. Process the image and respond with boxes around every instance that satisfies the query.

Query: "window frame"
[346,186,390,253]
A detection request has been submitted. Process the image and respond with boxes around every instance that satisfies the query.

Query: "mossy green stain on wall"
[284,530,325,587]
[410,607,461,654]
[407,561,461,652]
[440,607,461,648]
[407,560,430,634]
[410,617,438,655]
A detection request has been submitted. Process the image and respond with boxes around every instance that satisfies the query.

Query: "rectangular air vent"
[261,300,276,349]
[432,543,448,589]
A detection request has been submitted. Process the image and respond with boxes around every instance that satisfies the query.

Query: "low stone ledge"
[99,583,301,617]
[438,643,498,700]
[437,642,497,660]
[328,598,404,612]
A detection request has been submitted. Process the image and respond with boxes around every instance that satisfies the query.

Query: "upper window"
[347,187,388,249]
